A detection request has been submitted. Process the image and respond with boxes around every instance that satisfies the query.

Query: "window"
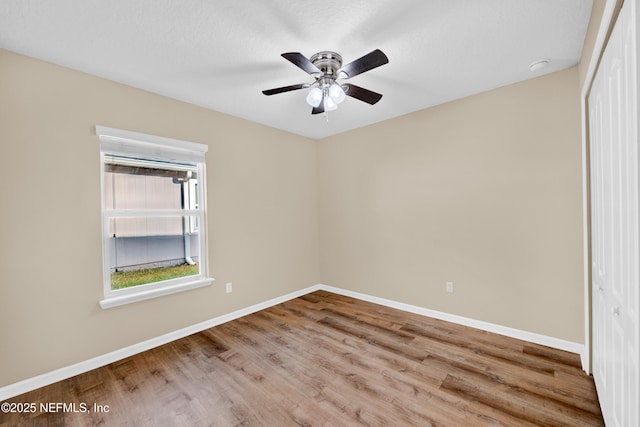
[96,126,213,309]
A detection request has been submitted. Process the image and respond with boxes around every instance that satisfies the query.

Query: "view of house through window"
[96,125,211,309]
[104,155,201,290]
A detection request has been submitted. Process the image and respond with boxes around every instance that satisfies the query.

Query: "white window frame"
[96,125,213,309]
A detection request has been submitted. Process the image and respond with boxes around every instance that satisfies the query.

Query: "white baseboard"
[0,283,585,401]
[318,284,585,356]
[0,284,322,402]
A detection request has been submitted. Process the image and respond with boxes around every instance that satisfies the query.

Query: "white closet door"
[588,1,639,426]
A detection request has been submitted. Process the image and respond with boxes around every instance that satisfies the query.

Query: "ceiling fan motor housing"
[310,51,343,78]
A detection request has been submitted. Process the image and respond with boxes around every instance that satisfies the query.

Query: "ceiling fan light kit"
[262,49,389,116]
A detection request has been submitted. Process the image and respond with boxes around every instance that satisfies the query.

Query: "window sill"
[99,277,214,309]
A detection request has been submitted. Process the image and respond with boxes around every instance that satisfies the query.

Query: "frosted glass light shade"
[328,83,346,104]
[306,87,323,107]
[324,97,338,111]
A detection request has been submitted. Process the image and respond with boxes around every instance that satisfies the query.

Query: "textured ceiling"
[0,0,593,139]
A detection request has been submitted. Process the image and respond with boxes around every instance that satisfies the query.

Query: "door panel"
[588,1,639,426]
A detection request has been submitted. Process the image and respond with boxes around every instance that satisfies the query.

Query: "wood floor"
[1,291,603,426]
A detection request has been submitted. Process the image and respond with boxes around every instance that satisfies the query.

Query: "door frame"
[580,0,622,373]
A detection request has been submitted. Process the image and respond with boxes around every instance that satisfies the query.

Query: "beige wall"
[579,0,608,88]
[1,44,588,388]
[0,49,319,387]
[318,67,584,342]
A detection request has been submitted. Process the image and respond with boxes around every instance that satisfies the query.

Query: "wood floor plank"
[411,335,601,417]
[0,291,604,426]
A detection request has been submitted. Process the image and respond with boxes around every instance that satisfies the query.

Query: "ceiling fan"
[262,49,389,115]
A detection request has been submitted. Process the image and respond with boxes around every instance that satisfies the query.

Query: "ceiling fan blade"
[343,83,383,105]
[311,95,325,114]
[262,83,310,96]
[337,49,388,79]
[281,52,322,76]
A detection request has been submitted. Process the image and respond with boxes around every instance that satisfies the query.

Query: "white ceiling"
[0,0,593,140]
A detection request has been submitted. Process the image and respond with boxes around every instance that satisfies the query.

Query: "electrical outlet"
[226,282,233,293]
[446,281,454,293]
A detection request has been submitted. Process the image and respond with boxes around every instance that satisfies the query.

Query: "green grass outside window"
[111,264,199,289]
